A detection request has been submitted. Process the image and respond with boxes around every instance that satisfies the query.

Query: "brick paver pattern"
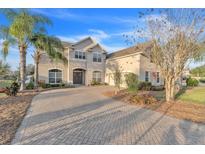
[12,86,205,144]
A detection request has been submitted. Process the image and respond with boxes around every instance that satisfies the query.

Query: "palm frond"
[0,9,18,21]
[30,33,67,64]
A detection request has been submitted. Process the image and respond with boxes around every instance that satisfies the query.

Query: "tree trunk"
[19,46,26,91]
[165,78,175,102]
[34,61,39,88]
[170,79,175,100]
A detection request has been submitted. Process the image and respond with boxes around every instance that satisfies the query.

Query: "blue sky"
[0,8,204,70]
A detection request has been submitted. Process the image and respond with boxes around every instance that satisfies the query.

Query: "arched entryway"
[73,68,86,85]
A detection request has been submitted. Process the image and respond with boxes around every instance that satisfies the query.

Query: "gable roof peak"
[72,36,95,46]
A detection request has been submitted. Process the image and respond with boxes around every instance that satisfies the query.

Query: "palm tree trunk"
[19,46,26,91]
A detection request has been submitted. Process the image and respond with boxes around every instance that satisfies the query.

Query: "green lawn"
[0,80,13,98]
[0,80,13,88]
[178,87,205,104]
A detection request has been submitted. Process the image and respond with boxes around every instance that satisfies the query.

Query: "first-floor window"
[49,69,62,84]
[145,71,149,82]
[93,71,101,82]
[156,72,160,83]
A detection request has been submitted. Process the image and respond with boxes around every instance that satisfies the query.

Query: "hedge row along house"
[37,37,166,87]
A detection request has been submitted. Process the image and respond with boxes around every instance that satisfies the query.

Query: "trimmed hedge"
[199,78,205,83]
[26,82,34,89]
[124,73,138,92]
[186,77,199,87]
[138,81,152,91]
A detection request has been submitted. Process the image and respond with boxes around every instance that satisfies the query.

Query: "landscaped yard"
[178,87,205,104]
[0,91,38,144]
[0,80,13,88]
[103,86,205,124]
[0,80,13,98]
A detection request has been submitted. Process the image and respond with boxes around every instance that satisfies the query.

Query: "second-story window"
[75,51,86,60]
[93,53,102,62]
[145,71,149,82]
[156,72,160,83]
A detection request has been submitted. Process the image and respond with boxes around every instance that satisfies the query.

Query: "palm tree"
[0,9,51,91]
[30,33,66,88]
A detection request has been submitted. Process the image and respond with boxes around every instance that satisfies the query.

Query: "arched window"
[49,69,62,84]
[93,71,101,82]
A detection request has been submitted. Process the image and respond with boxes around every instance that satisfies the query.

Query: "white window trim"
[93,52,102,63]
[74,50,86,60]
[48,68,63,84]
[93,71,102,82]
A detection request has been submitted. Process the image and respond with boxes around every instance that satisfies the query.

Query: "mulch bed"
[0,91,38,144]
[103,90,205,124]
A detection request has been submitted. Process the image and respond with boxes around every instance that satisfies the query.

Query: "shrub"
[150,85,165,91]
[199,78,205,83]
[124,73,138,92]
[65,84,75,88]
[26,82,34,90]
[186,77,199,87]
[138,82,152,91]
[5,82,19,96]
[91,80,101,86]
[40,83,51,89]
[59,83,65,87]
[129,94,158,105]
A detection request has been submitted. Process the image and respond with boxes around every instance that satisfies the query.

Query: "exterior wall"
[38,38,106,85]
[38,53,68,84]
[86,46,106,85]
[139,55,164,86]
[37,38,163,86]
[105,54,141,87]
[69,45,106,85]
[105,53,164,87]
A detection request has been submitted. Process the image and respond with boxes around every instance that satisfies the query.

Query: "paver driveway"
[12,86,205,144]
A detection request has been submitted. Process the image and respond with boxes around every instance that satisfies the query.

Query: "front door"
[73,71,83,84]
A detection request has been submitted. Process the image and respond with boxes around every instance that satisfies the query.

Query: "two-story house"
[38,37,106,85]
[38,37,164,87]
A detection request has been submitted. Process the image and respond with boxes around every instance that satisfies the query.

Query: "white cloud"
[32,9,140,25]
[57,36,78,42]
[101,44,126,53]
[58,28,111,43]
[88,29,110,42]
[57,28,129,52]
[32,9,76,20]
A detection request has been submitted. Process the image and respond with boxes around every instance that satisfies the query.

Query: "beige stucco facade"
[105,52,164,87]
[38,37,106,85]
[38,37,163,87]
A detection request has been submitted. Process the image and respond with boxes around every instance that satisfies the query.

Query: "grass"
[0,93,6,98]
[178,87,205,104]
[0,80,13,88]
[0,80,13,98]
[103,88,205,124]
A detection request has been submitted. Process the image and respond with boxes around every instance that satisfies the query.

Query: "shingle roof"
[61,41,73,47]
[72,37,94,46]
[107,42,152,59]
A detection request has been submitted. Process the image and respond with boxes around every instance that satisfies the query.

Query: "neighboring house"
[38,37,106,85]
[38,37,163,87]
[105,42,164,87]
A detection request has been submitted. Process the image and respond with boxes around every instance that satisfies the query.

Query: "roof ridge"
[107,41,152,59]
